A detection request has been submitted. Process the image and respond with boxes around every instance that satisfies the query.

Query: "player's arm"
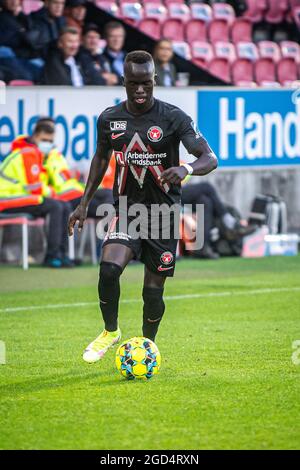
[68,116,111,235]
[160,115,218,185]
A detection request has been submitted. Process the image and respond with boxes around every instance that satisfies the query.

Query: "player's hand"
[68,204,88,236]
[159,166,188,185]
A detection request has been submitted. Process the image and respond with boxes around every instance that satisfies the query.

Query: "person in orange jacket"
[0,119,73,267]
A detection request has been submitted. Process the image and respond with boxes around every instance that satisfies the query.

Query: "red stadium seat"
[258,41,281,62]
[292,6,300,28]
[172,41,192,60]
[235,80,257,87]
[243,0,267,23]
[236,42,259,61]
[277,58,298,85]
[214,42,236,63]
[8,80,34,86]
[191,41,214,69]
[231,18,252,44]
[168,3,191,22]
[209,58,231,82]
[232,59,254,84]
[190,3,212,22]
[22,0,43,14]
[265,0,289,24]
[164,0,185,4]
[162,18,185,41]
[280,41,300,62]
[94,1,120,16]
[120,3,144,24]
[185,19,207,44]
[212,2,235,24]
[138,18,161,39]
[255,58,277,84]
[208,19,230,43]
[144,3,168,21]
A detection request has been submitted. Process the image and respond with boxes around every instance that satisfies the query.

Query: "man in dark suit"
[31,0,66,57]
[43,26,105,85]
[153,39,177,87]
[100,21,126,85]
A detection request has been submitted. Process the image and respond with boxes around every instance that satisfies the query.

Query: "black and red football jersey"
[97,98,208,207]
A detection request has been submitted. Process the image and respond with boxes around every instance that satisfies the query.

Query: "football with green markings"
[115,337,161,380]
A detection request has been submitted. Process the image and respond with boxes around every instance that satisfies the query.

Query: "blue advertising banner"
[197,89,300,168]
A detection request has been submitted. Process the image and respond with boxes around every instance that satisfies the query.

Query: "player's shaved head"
[124,50,156,115]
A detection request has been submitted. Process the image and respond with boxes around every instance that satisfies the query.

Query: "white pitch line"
[1,286,300,314]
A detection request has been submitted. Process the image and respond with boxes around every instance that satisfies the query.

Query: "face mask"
[38,141,54,155]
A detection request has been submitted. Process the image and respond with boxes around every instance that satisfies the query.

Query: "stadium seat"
[243,0,268,23]
[208,57,231,82]
[162,18,185,41]
[22,0,43,14]
[191,41,214,69]
[235,80,257,87]
[164,0,185,4]
[8,80,34,86]
[236,42,259,61]
[172,41,192,59]
[214,42,236,63]
[138,18,161,39]
[277,58,299,85]
[212,2,235,24]
[292,6,300,28]
[144,3,168,21]
[231,18,252,44]
[258,41,281,62]
[280,41,300,62]
[120,3,144,25]
[168,3,191,22]
[185,19,207,43]
[94,1,120,16]
[265,0,289,24]
[231,58,254,85]
[0,214,46,270]
[254,58,277,85]
[208,19,230,43]
[190,3,212,22]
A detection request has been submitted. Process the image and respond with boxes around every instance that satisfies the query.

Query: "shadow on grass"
[0,369,132,396]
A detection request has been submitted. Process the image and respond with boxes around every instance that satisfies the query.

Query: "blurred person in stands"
[78,23,119,86]
[31,0,66,57]
[153,39,177,87]
[0,0,43,81]
[43,27,105,85]
[100,21,126,85]
[40,118,114,214]
[182,181,255,259]
[0,119,72,268]
[64,0,86,36]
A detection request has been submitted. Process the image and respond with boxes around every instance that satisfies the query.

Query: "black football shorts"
[102,211,178,277]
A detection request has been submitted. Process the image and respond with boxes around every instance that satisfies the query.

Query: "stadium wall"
[1,87,300,230]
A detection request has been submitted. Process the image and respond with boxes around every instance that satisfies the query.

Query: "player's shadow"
[0,369,126,396]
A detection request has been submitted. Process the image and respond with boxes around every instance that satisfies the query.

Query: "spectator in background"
[64,0,86,36]
[0,0,43,81]
[79,23,119,86]
[43,27,105,85]
[101,21,126,85]
[153,39,177,87]
[31,0,66,57]
[0,119,72,268]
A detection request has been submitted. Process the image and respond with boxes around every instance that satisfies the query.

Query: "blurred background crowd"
[0,0,300,86]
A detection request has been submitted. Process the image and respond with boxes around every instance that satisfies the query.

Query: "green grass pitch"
[0,256,299,450]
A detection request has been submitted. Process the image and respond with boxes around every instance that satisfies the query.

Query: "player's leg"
[83,243,135,363]
[142,266,167,342]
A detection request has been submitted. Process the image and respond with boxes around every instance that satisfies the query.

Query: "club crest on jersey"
[110,121,127,131]
[160,251,173,265]
[147,126,163,142]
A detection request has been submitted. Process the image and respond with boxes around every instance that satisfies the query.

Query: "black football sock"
[98,261,122,332]
[142,286,165,342]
